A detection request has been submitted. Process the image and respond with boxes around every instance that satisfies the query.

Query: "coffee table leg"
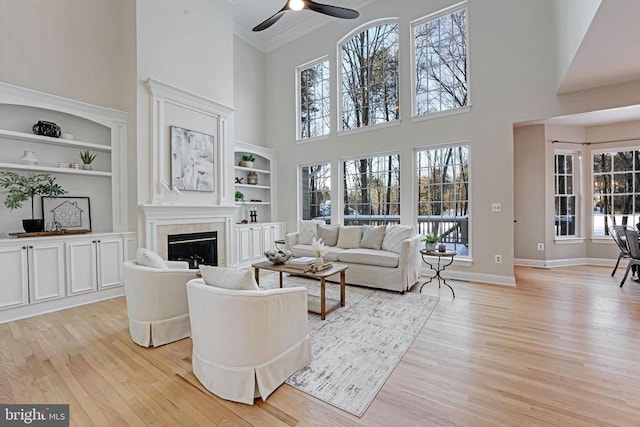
[254,267,260,286]
[321,277,326,320]
[340,270,346,307]
[279,272,283,288]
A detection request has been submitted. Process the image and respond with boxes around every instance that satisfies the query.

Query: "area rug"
[259,274,439,417]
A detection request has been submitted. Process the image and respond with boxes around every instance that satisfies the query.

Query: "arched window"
[339,21,399,131]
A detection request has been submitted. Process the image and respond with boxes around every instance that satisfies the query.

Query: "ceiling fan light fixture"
[289,0,305,11]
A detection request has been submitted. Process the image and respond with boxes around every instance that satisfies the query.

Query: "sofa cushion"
[381,225,414,253]
[317,224,339,246]
[360,225,386,250]
[336,226,362,249]
[338,248,399,268]
[136,247,168,269]
[298,220,318,244]
[199,266,259,291]
[291,244,343,262]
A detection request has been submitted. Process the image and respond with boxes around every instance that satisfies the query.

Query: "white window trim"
[336,17,400,134]
[413,141,472,259]
[296,55,330,142]
[590,145,640,238]
[553,149,581,239]
[410,1,470,119]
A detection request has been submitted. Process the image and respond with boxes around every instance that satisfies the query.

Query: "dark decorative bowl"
[32,121,61,138]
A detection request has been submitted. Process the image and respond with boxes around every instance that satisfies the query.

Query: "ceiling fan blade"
[252,10,287,32]
[306,1,359,19]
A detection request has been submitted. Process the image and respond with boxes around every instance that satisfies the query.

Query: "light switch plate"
[491,203,502,212]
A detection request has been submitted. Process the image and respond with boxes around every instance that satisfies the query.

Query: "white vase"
[315,256,324,266]
[19,150,38,165]
[82,163,92,170]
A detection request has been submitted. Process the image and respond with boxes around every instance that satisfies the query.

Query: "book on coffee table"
[288,257,316,268]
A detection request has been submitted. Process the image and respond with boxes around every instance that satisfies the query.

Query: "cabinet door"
[66,239,98,295]
[0,246,29,309]
[236,228,252,264]
[250,227,263,260]
[262,225,275,252]
[97,238,124,289]
[29,243,65,303]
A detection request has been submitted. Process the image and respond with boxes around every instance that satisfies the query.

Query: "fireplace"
[168,231,218,269]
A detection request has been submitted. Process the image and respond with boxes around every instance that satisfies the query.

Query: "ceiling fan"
[253,0,359,32]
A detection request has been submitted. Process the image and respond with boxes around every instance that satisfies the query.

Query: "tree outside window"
[413,5,468,116]
[593,150,640,236]
[340,22,399,131]
[301,163,331,223]
[343,154,400,225]
[299,59,330,139]
[417,145,469,254]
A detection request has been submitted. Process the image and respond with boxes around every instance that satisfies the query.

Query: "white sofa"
[123,259,198,347]
[285,223,423,292]
[186,278,311,404]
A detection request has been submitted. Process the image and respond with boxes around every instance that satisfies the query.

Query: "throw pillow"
[360,225,386,250]
[381,225,415,253]
[199,266,259,291]
[336,226,363,249]
[317,224,340,246]
[298,220,318,245]
[136,247,168,269]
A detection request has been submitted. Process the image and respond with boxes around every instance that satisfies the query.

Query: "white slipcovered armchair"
[123,260,198,347]
[186,278,312,405]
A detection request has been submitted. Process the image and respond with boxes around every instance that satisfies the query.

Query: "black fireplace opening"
[167,231,218,269]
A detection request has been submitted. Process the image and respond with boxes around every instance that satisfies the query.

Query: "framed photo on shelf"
[42,196,92,231]
[170,125,215,192]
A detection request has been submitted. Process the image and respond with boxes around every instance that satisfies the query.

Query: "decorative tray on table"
[9,229,92,238]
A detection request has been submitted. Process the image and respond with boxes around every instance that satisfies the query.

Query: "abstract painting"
[170,126,215,192]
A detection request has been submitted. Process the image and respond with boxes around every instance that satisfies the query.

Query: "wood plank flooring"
[1,265,639,426]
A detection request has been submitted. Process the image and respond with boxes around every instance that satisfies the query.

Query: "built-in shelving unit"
[0,162,112,177]
[233,141,278,223]
[0,129,112,152]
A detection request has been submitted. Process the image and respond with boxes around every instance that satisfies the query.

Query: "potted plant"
[235,190,244,202]
[79,150,97,170]
[424,235,438,251]
[239,154,255,168]
[0,172,67,232]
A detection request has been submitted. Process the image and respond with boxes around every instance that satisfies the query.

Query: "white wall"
[135,0,235,212]
[263,0,640,284]
[233,36,266,146]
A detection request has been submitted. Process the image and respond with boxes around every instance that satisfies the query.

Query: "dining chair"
[620,228,640,287]
[609,225,632,277]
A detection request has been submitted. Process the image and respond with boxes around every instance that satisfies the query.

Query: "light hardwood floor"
[1,266,639,426]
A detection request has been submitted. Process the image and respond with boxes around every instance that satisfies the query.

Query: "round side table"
[419,249,456,298]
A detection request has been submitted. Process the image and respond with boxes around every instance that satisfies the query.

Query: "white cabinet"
[234,222,286,267]
[0,243,64,308]
[28,242,65,303]
[0,246,28,309]
[66,237,123,295]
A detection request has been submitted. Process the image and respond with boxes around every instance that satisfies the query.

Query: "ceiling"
[558,0,640,94]
[233,0,375,52]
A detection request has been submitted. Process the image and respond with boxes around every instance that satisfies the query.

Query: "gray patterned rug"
[259,273,439,417]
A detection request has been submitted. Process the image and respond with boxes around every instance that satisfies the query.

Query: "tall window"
[298,59,330,139]
[301,163,331,223]
[417,145,469,254]
[343,154,400,225]
[554,153,577,237]
[340,22,399,131]
[593,149,640,236]
[413,4,468,116]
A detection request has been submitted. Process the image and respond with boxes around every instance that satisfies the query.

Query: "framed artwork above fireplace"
[170,125,215,192]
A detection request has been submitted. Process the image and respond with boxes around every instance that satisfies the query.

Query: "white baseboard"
[420,267,516,287]
[515,257,624,268]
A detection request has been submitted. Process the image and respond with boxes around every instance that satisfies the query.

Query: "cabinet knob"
[92,240,96,243]
[97,240,101,243]
[29,245,33,249]
[22,246,27,250]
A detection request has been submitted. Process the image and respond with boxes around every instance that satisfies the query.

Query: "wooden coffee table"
[252,261,348,320]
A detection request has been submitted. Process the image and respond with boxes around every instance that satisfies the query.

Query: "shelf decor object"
[79,150,97,170]
[247,171,258,185]
[19,150,39,165]
[42,196,91,231]
[32,120,61,138]
[170,125,215,192]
